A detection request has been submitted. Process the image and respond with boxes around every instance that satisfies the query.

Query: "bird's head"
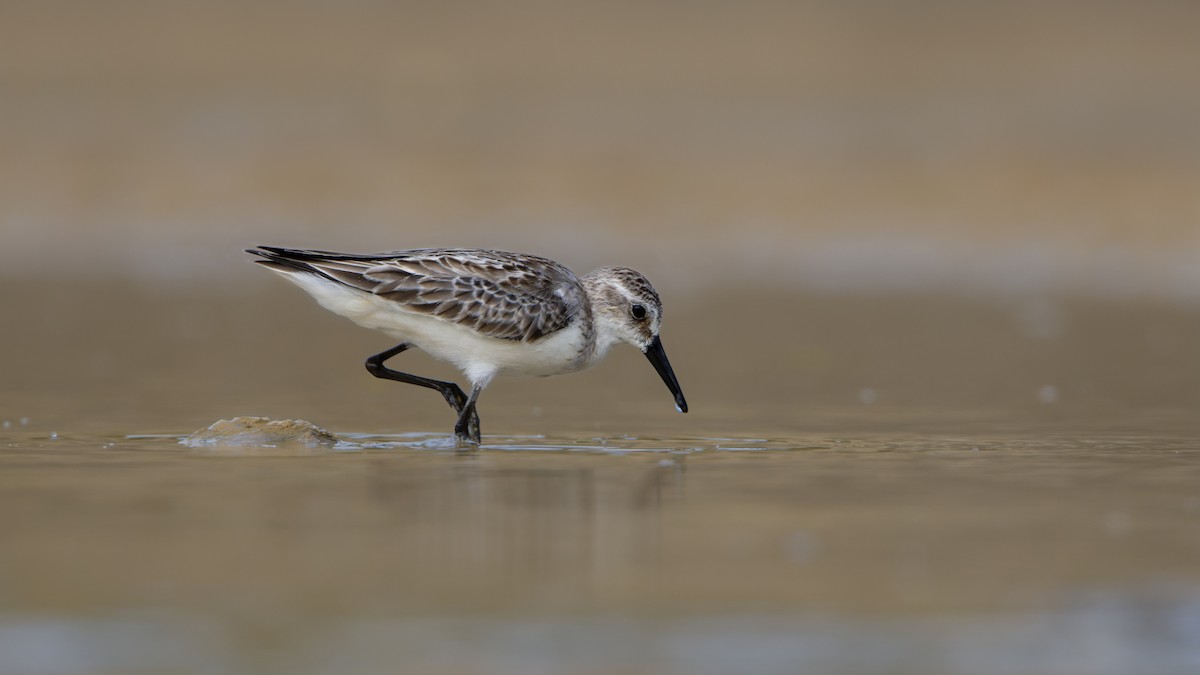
[586,267,688,413]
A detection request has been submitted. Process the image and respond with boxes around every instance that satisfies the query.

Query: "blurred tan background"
[4,0,1198,293]
[2,0,1198,430]
[3,7,1200,672]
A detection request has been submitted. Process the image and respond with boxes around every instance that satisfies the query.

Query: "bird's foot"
[453,409,482,446]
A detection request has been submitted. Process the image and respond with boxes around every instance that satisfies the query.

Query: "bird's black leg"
[365,343,481,441]
[453,385,484,446]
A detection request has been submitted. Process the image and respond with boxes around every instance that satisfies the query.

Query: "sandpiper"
[246,246,688,445]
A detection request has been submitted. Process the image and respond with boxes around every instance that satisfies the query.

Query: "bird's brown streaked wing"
[265,248,586,342]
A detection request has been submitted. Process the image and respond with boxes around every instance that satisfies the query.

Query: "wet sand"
[6,280,1200,428]
[2,282,1199,673]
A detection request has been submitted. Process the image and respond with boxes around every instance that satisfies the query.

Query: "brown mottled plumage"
[251,247,587,343]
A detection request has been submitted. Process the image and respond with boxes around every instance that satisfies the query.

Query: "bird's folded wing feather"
[301,250,584,342]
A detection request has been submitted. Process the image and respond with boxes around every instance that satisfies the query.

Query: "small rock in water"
[182,416,338,449]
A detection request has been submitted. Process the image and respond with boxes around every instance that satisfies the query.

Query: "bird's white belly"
[287,273,590,385]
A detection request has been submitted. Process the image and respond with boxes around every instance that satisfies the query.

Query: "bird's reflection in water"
[365,453,688,578]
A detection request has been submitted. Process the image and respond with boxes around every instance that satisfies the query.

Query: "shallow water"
[3,426,1200,674]
[3,282,1200,674]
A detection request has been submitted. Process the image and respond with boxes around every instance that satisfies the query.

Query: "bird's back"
[248,247,589,343]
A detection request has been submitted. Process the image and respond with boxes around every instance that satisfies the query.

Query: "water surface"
[3,282,1199,674]
[3,423,1199,674]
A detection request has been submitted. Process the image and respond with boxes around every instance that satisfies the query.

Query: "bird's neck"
[580,272,624,366]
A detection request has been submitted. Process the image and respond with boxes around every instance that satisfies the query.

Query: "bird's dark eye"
[631,304,647,320]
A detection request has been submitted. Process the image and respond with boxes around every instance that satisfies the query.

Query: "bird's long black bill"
[643,335,688,413]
